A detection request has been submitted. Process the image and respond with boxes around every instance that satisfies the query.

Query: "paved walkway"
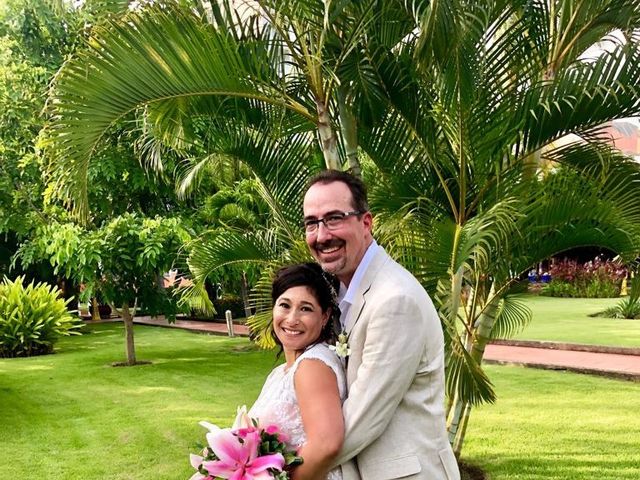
[122,316,640,381]
[132,315,251,336]
[484,343,640,381]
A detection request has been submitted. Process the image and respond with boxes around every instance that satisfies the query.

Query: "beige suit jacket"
[333,248,460,480]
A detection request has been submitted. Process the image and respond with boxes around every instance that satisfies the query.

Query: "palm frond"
[44,3,316,219]
[490,295,532,339]
[521,41,640,153]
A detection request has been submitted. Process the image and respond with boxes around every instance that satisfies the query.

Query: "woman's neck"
[284,348,302,369]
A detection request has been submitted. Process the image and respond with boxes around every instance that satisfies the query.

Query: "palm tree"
[357,0,640,453]
[43,0,424,220]
[43,0,640,454]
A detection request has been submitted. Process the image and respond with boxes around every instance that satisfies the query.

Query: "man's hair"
[306,170,369,213]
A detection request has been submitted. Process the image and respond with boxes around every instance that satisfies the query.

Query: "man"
[303,170,460,480]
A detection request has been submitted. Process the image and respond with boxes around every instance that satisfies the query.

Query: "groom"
[303,170,460,480]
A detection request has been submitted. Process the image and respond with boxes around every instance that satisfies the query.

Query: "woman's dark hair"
[271,262,340,349]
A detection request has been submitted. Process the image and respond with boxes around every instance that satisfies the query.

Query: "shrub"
[0,276,82,357]
[602,298,640,319]
[602,276,640,319]
[213,294,247,320]
[542,257,626,298]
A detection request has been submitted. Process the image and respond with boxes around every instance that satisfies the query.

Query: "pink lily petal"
[232,405,252,430]
[199,421,222,434]
[247,453,285,474]
[188,472,207,480]
[207,430,247,466]
[231,469,248,480]
[202,459,238,478]
[190,454,204,469]
[235,426,259,438]
[241,430,261,463]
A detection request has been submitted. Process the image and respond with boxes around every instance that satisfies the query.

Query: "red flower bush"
[543,257,626,298]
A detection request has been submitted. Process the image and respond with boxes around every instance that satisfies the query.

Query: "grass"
[511,294,640,347]
[0,323,274,480]
[1,322,639,479]
[465,365,640,480]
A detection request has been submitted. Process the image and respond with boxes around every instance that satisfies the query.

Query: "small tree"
[17,213,192,365]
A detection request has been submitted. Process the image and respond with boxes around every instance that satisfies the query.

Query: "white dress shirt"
[337,240,380,330]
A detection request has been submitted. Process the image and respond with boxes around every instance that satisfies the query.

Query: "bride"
[249,263,346,480]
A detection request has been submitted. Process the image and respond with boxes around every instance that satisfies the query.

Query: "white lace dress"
[248,343,346,480]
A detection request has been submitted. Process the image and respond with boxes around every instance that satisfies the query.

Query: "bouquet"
[189,406,302,480]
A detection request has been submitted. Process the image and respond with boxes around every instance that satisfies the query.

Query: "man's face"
[303,181,372,286]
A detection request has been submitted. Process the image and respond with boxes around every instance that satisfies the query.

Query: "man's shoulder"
[368,250,428,297]
[372,249,420,281]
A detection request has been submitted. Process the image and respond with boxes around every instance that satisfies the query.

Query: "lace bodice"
[248,343,346,480]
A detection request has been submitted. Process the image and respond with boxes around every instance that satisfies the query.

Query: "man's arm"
[332,292,432,466]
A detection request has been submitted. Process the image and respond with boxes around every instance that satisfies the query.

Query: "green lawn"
[1,323,639,479]
[512,294,640,347]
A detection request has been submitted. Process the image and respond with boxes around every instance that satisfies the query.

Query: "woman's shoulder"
[294,343,342,372]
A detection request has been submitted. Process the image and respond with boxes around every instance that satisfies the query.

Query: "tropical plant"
[603,274,640,319]
[0,275,81,357]
[41,0,640,455]
[40,0,429,220]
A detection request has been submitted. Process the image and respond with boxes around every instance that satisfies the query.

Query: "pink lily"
[232,405,253,430]
[203,429,285,480]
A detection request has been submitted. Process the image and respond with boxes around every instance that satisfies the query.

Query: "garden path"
[127,316,640,380]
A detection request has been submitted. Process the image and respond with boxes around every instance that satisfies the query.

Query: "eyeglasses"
[303,211,363,233]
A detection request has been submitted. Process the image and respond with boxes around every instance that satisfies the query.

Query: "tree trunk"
[91,297,100,321]
[337,86,361,177]
[445,265,466,449]
[121,302,137,366]
[469,283,500,365]
[449,283,501,454]
[452,401,472,456]
[315,97,341,170]
[240,271,252,318]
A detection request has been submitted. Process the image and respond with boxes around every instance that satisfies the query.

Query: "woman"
[249,263,346,480]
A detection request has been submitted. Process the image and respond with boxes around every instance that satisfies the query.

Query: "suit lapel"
[344,248,389,334]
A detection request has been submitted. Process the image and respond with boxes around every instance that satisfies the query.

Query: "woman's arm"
[292,359,344,480]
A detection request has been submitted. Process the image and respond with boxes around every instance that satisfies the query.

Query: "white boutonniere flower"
[329,332,351,358]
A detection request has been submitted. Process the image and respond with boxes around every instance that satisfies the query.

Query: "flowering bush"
[542,257,626,298]
[189,406,302,480]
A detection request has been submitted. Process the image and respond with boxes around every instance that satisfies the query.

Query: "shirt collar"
[338,240,379,309]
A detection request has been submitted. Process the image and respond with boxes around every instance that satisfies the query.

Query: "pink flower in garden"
[201,429,285,480]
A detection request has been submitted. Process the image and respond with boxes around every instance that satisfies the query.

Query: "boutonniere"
[329,331,351,358]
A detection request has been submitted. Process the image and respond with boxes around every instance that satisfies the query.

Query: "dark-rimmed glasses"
[303,211,363,234]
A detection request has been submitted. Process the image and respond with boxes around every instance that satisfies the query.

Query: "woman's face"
[273,285,328,354]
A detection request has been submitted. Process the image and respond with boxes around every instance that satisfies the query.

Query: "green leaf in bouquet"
[284,452,303,467]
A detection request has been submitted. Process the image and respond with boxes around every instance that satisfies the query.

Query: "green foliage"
[602,297,640,319]
[541,258,626,298]
[35,0,640,454]
[0,275,81,357]
[543,279,621,298]
[213,293,246,320]
[16,213,193,318]
[602,275,640,319]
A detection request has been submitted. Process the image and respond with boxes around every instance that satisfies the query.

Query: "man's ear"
[362,211,373,232]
